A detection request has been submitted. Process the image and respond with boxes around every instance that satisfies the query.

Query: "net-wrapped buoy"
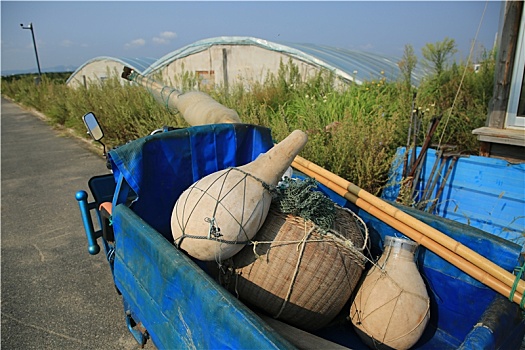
[174,91,241,125]
[350,236,430,350]
[121,68,241,126]
[171,130,308,261]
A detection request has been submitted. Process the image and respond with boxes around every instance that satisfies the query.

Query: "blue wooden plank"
[112,204,295,349]
[384,147,525,247]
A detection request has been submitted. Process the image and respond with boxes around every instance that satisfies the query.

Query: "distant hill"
[1,65,77,77]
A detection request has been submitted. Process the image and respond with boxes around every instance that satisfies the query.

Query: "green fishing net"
[274,177,336,231]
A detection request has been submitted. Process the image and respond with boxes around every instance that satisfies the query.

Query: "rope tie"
[509,262,525,309]
[165,88,182,109]
[251,241,264,260]
[274,223,315,320]
[232,167,276,193]
[205,217,222,239]
[175,232,252,247]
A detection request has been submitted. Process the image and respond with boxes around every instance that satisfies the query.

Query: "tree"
[398,44,418,90]
[422,38,457,77]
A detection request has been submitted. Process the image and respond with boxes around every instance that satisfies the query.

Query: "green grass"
[1,56,495,196]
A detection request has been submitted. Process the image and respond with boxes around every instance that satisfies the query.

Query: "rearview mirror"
[82,112,104,141]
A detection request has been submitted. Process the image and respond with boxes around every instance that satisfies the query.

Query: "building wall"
[472,1,524,162]
[68,46,348,91]
[154,45,338,90]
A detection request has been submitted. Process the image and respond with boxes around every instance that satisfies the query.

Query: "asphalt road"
[1,97,154,349]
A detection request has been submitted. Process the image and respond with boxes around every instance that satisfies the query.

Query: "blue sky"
[1,1,502,75]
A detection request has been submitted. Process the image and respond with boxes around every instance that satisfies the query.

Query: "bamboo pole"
[292,155,524,295]
[291,158,525,306]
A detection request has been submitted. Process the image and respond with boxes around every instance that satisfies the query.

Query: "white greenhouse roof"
[142,36,425,85]
[66,56,157,84]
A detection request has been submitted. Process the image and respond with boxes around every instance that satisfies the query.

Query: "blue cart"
[76,121,524,349]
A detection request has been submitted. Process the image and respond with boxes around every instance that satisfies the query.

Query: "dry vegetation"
[1,40,496,195]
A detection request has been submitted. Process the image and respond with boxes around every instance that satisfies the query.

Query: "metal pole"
[20,22,42,80]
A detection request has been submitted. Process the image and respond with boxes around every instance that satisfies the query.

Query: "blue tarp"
[109,123,296,348]
[108,123,274,241]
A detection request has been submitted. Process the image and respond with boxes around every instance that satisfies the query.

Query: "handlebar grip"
[75,190,101,255]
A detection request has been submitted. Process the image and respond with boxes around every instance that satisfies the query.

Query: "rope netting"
[174,171,370,261]
[274,176,336,231]
[173,167,274,250]
[126,69,182,111]
[350,244,431,348]
[202,175,371,329]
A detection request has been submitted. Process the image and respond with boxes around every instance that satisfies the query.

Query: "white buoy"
[350,236,430,350]
[173,91,241,125]
[171,130,308,261]
[121,68,241,126]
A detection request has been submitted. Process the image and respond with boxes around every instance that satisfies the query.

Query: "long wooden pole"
[291,161,523,306]
[291,157,525,304]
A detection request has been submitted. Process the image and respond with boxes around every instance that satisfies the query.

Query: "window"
[196,70,215,90]
[505,11,525,129]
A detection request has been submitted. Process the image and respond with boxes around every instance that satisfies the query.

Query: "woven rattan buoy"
[215,204,367,331]
[171,130,307,261]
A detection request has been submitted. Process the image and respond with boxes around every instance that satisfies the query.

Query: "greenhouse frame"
[67,36,425,89]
